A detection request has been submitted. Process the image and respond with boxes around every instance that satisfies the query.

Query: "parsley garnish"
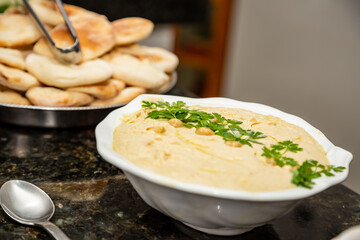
[142,100,266,147]
[292,160,346,189]
[261,140,345,189]
[261,141,302,167]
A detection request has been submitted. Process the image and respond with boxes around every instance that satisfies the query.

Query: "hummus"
[113,104,329,192]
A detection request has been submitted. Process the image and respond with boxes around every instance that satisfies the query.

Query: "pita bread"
[33,13,115,62]
[67,79,119,100]
[90,87,145,107]
[108,79,126,92]
[26,86,94,107]
[64,4,104,18]
[102,49,168,89]
[28,0,64,26]
[0,14,42,47]
[0,63,40,91]
[25,53,113,88]
[27,0,103,26]
[116,44,179,73]
[112,17,154,45]
[3,5,26,15]
[0,47,25,70]
[0,88,31,105]
[148,73,174,94]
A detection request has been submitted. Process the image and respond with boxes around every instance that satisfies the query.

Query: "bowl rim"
[95,94,353,201]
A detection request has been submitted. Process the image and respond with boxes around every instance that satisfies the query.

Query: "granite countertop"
[0,88,359,240]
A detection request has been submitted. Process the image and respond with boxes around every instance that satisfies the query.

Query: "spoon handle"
[38,221,70,240]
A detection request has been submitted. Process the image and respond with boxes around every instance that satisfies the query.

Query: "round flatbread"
[0,87,30,105]
[0,47,25,70]
[112,17,154,45]
[0,63,40,91]
[25,53,113,88]
[28,0,64,26]
[3,5,26,15]
[67,79,119,100]
[102,49,168,89]
[90,87,145,107]
[26,86,94,107]
[116,44,179,73]
[0,14,42,47]
[27,0,103,26]
[148,73,174,93]
[33,13,115,62]
[108,79,126,92]
[63,4,103,18]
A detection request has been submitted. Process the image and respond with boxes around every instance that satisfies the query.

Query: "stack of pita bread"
[0,0,178,107]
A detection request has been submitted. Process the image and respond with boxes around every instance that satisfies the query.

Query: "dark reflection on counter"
[174,221,280,240]
[0,125,121,183]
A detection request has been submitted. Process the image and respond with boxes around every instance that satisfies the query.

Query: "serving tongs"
[23,0,82,64]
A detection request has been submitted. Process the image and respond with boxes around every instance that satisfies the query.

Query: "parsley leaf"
[261,141,301,167]
[141,101,158,109]
[263,141,346,189]
[290,160,345,188]
[278,140,303,153]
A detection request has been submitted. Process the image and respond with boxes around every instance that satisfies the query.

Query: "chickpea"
[146,126,166,134]
[195,127,214,136]
[168,119,183,128]
[225,141,242,148]
[265,158,277,166]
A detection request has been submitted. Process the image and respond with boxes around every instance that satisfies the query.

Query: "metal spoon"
[0,180,70,240]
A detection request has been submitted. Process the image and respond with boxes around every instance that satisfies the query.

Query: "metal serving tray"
[0,73,177,128]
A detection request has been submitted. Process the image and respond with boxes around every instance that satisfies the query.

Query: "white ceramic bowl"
[95,94,353,236]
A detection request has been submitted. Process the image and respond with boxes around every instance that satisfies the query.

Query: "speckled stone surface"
[0,88,359,240]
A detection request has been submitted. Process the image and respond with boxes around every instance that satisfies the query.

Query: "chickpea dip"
[113,105,329,192]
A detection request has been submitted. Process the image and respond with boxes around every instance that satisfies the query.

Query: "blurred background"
[64,0,359,193]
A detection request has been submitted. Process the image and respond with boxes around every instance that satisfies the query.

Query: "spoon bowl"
[0,180,70,240]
